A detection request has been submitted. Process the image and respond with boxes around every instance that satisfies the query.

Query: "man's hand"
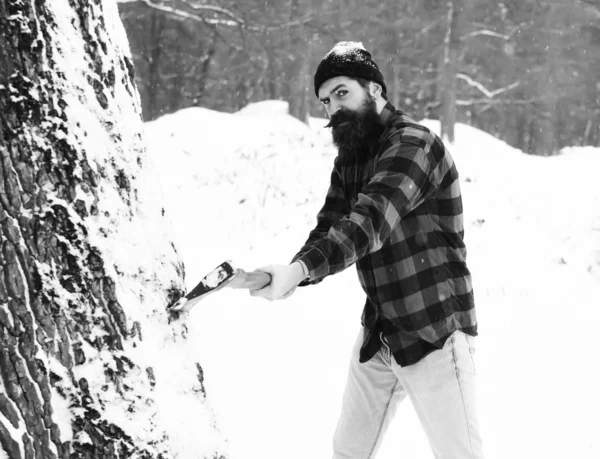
[249,262,307,301]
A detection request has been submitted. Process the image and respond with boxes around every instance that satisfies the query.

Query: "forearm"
[298,144,436,281]
[290,261,309,286]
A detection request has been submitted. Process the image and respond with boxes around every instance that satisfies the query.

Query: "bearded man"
[251,41,484,459]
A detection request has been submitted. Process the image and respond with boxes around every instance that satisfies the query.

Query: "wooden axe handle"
[230,270,271,290]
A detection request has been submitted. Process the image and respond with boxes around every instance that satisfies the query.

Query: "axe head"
[168,260,240,314]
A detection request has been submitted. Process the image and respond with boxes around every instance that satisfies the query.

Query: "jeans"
[332,329,484,459]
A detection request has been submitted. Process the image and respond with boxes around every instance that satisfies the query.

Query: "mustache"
[325,109,356,128]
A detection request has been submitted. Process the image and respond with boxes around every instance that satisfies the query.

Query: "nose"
[327,99,341,117]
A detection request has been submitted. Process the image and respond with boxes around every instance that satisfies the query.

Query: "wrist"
[290,261,307,285]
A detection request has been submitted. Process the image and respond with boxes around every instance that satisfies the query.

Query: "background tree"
[440,0,464,142]
[0,1,224,458]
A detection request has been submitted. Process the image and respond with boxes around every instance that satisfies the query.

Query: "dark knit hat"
[314,41,386,97]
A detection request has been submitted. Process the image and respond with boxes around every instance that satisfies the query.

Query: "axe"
[168,261,271,314]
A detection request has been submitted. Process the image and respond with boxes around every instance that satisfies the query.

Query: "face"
[318,76,382,154]
[318,76,372,118]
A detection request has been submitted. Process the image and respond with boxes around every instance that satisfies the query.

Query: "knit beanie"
[314,41,387,97]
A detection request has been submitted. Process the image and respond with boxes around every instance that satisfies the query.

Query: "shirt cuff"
[297,259,310,280]
[297,246,330,282]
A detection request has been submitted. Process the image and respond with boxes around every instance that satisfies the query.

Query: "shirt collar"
[375,101,397,143]
[378,101,396,126]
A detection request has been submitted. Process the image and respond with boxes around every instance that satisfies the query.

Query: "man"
[250,41,484,459]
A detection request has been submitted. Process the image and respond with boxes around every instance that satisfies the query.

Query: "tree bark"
[0,1,224,458]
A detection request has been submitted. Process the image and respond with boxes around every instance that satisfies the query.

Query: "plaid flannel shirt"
[292,102,477,367]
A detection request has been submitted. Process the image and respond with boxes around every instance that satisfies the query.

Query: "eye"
[335,89,348,98]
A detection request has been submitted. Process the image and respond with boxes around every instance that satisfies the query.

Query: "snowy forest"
[118,0,600,155]
[1,1,599,459]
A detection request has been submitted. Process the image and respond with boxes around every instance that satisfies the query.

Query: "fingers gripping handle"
[232,270,271,290]
[243,271,272,289]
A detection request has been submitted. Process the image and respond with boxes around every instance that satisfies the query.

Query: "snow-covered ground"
[145,100,600,459]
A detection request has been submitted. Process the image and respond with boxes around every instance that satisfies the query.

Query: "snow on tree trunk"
[0,1,226,458]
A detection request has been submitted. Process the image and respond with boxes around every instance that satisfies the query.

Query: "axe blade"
[168,260,239,313]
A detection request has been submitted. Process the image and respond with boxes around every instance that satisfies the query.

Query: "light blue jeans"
[333,329,484,459]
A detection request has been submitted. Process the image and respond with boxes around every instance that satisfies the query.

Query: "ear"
[368,82,381,96]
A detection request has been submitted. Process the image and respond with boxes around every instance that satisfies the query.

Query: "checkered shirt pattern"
[292,102,477,367]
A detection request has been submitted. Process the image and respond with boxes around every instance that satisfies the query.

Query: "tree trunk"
[296,35,314,123]
[265,46,280,100]
[0,1,225,458]
[529,4,560,156]
[194,29,218,106]
[146,9,166,120]
[440,0,462,143]
[389,1,402,108]
[585,25,600,147]
[287,0,312,123]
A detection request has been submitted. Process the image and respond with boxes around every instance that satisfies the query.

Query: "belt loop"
[379,332,391,364]
[379,331,387,346]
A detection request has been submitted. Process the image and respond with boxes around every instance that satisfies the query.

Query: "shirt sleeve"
[296,139,441,282]
[290,157,350,286]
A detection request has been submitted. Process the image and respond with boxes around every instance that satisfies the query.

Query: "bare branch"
[130,0,316,32]
[461,30,510,41]
[179,0,246,25]
[264,15,316,31]
[457,73,520,99]
[138,0,239,27]
[456,98,537,106]
[577,0,600,19]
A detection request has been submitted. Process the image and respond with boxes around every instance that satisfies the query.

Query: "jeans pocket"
[452,331,476,374]
[465,335,476,373]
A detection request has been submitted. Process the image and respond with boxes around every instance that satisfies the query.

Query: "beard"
[326,94,381,158]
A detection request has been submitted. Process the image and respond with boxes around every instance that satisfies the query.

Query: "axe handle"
[231,270,271,290]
